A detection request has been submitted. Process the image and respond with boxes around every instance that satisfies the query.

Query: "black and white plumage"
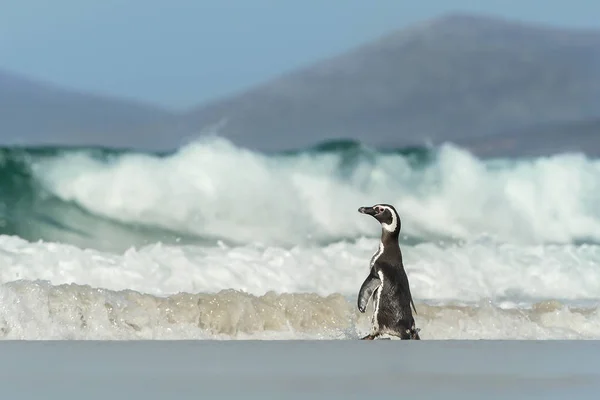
[357,203,420,340]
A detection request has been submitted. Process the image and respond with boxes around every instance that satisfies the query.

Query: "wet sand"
[1,340,599,399]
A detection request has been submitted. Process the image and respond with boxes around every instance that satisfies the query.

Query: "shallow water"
[1,340,599,399]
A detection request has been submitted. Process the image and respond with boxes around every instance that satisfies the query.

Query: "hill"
[1,13,600,157]
[182,13,600,156]
[0,69,177,150]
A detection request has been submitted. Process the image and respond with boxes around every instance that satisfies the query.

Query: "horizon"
[2,1,600,111]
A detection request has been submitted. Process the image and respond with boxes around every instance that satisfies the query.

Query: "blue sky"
[1,0,599,110]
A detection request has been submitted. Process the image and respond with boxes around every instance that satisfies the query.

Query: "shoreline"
[1,340,599,399]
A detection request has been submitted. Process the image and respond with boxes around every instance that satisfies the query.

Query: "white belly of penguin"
[371,271,385,331]
[370,242,384,268]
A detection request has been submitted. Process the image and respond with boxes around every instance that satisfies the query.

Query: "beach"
[1,340,599,399]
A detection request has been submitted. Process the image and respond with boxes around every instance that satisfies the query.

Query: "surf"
[2,136,600,252]
[1,278,599,340]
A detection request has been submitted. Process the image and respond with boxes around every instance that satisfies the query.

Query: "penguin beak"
[358,206,377,216]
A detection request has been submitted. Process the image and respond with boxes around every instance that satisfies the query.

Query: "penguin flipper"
[357,274,381,313]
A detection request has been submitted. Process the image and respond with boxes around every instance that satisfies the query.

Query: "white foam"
[28,137,600,246]
[1,279,600,340]
[2,235,599,304]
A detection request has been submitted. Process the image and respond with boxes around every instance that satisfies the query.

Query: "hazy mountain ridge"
[1,13,600,156]
[182,13,600,154]
[0,69,177,149]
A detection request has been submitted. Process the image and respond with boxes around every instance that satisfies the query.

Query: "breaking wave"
[1,136,600,252]
[1,279,599,340]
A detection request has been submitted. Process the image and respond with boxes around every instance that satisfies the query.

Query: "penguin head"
[358,203,401,234]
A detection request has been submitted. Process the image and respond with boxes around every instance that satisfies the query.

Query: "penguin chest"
[372,271,385,324]
[370,242,384,268]
[371,271,402,328]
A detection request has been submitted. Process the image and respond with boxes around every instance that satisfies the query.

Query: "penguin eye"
[375,207,383,214]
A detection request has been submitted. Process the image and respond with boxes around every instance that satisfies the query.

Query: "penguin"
[356,203,421,340]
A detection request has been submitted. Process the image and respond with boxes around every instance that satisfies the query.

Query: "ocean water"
[1,136,600,340]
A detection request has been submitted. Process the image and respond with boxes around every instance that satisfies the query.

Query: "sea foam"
[2,235,599,304]
[1,278,599,340]
[27,137,600,247]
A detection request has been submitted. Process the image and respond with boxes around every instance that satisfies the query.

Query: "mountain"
[453,118,600,157]
[1,13,600,157]
[182,13,600,156]
[0,69,177,150]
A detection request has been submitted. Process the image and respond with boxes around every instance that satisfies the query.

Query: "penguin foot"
[410,328,421,340]
[405,327,421,340]
[360,333,379,340]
